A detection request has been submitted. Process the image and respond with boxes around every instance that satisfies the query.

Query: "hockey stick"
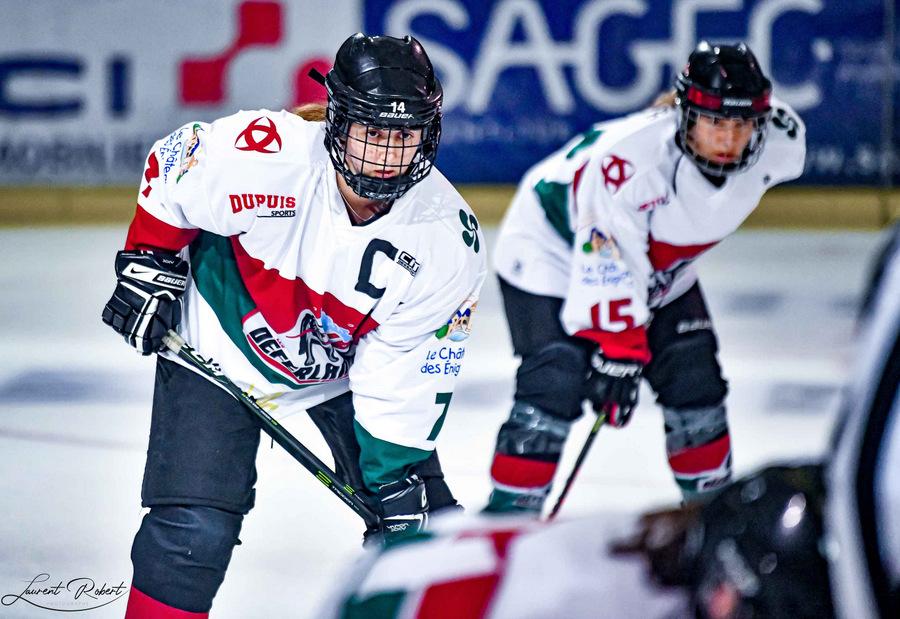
[161,330,382,531]
[546,408,608,520]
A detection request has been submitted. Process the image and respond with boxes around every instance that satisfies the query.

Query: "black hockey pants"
[130,357,456,613]
[492,277,732,501]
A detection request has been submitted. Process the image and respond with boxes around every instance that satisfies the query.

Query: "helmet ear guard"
[674,41,773,177]
[320,33,443,201]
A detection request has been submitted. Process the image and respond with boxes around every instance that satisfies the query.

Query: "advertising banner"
[0,0,896,185]
[367,0,896,184]
[0,0,356,184]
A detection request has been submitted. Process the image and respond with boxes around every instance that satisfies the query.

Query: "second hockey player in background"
[485,41,807,514]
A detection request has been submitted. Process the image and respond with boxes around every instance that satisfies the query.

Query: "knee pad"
[648,332,728,409]
[515,341,591,419]
[495,401,572,461]
[663,405,732,499]
[131,505,243,613]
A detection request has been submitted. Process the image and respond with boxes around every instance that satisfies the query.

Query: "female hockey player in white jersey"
[101,33,486,618]
[484,41,806,514]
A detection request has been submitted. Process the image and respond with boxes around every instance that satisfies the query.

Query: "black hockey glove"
[366,474,429,546]
[585,351,643,428]
[101,250,189,355]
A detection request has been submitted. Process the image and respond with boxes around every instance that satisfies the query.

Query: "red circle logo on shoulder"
[235,116,282,154]
[601,154,634,193]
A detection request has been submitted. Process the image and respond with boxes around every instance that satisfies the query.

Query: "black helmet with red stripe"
[675,41,772,176]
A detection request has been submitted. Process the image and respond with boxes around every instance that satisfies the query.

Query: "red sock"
[124,586,209,619]
[491,453,558,490]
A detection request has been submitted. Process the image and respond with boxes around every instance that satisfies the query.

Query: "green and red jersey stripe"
[230,237,374,336]
[188,232,378,389]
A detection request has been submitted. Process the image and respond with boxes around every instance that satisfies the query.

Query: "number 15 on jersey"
[589,298,637,331]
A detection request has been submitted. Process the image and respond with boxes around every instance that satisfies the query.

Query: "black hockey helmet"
[687,465,834,618]
[321,33,443,201]
[674,41,772,177]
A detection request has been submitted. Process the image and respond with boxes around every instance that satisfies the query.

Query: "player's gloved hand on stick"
[366,473,429,546]
[102,250,189,355]
[584,351,643,428]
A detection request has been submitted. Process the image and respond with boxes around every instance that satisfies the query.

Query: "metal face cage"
[324,98,441,202]
[678,107,770,177]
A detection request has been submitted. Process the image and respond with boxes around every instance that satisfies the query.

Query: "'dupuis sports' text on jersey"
[493,98,805,362]
[126,109,487,490]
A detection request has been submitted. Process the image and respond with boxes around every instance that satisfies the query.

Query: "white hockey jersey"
[494,100,805,361]
[125,109,487,490]
[318,512,690,618]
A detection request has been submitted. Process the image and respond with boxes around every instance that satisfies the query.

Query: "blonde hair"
[292,103,327,122]
[651,89,678,109]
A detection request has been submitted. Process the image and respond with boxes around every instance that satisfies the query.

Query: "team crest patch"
[581,227,620,258]
[435,296,477,341]
[159,127,186,182]
[177,123,204,183]
[243,308,353,385]
[235,116,282,154]
[601,154,634,193]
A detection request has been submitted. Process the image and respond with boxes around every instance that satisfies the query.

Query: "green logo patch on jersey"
[459,209,480,253]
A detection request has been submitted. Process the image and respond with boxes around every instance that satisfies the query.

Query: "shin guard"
[485,401,571,515]
[129,506,243,614]
[663,405,732,500]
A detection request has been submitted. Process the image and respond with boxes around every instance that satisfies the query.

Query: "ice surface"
[0,226,883,617]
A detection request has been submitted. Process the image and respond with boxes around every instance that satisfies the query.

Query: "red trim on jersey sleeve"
[647,236,718,271]
[230,237,377,339]
[570,162,588,214]
[125,205,199,251]
[574,326,651,364]
[124,586,209,619]
[490,453,558,489]
[667,434,731,475]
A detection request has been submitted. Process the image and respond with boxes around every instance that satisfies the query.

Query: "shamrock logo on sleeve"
[459,209,480,253]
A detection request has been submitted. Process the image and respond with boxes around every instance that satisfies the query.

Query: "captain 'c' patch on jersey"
[234,116,282,154]
[601,155,634,194]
